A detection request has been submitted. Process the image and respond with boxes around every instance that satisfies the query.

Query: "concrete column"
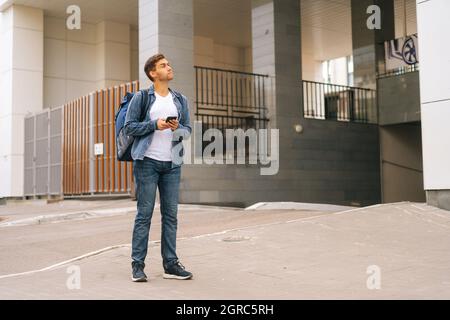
[251,0,302,149]
[96,21,131,89]
[0,5,44,198]
[416,0,450,211]
[351,0,395,90]
[138,0,194,99]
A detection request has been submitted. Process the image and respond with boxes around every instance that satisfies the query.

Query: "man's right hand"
[156,118,171,130]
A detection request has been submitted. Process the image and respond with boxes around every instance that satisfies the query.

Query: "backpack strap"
[139,88,150,121]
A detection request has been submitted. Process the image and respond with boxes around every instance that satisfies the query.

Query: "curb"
[244,201,358,212]
[0,205,141,228]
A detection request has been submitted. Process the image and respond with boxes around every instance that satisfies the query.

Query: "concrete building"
[0,0,447,210]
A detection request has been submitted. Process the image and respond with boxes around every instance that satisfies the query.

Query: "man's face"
[151,58,174,82]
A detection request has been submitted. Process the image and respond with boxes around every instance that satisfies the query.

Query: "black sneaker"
[131,262,147,282]
[163,261,193,280]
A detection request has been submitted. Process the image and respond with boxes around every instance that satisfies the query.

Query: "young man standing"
[124,53,192,282]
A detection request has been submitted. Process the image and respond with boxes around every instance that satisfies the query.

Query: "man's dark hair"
[144,53,165,82]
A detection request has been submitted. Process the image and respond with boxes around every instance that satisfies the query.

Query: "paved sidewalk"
[0,201,450,299]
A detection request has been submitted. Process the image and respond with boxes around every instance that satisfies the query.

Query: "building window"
[322,55,354,86]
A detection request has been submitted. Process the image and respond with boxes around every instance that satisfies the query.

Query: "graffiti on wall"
[385,34,419,71]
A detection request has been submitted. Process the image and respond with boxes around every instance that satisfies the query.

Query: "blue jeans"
[132,157,181,270]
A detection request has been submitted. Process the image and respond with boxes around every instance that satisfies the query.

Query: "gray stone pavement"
[0,200,450,299]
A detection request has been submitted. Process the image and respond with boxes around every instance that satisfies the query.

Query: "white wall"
[194,35,251,72]
[44,16,96,109]
[394,0,418,38]
[302,52,323,82]
[44,16,134,109]
[0,5,44,198]
[96,21,131,89]
[417,0,450,190]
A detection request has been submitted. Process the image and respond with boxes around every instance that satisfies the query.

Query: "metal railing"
[377,63,419,79]
[195,66,269,158]
[195,66,268,129]
[302,80,377,124]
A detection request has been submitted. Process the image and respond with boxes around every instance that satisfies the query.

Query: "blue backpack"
[114,89,149,162]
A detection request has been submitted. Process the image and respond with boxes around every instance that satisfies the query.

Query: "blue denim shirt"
[123,84,192,168]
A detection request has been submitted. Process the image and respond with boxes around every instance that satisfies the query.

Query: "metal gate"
[24,107,63,196]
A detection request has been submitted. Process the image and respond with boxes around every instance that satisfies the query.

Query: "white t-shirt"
[144,91,178,161]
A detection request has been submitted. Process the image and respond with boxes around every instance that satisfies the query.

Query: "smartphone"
[165,116,178,123]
